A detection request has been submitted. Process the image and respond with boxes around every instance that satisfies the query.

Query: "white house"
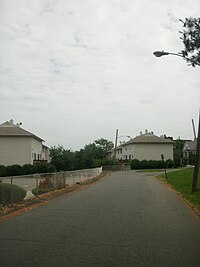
[182,139,197,164]
[108,130,174,162]
[0,119,50,166]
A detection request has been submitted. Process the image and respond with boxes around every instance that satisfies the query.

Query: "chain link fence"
[0,167,102,206]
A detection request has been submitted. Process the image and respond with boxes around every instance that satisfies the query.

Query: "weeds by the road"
[0,171,110,220]
[159,168,200,215]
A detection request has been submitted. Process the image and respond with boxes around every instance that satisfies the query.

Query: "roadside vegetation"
[159,168,200,214]
[0,183,26,205]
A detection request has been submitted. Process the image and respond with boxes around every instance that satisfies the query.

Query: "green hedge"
[0,163,56,177]
[131,159,174,170]
[0,183,26,205]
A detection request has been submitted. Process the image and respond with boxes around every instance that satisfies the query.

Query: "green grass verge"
[137,169,164,172]
[159,168,200,213]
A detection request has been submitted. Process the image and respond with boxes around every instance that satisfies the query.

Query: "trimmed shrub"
[33,163,48,174]
[5,165,22,176]
[22,164,33,175]
[48,165,56,173]
[0,183,26,205]
[131,159,174,170]
[0,165,6,177]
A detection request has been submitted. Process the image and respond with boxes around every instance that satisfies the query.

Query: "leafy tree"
[50,138,114,170]
[173,139,185,167]
[94,138,114,153]
[50,145,79,171]
[81,143,104,168]
[180,17,200,67]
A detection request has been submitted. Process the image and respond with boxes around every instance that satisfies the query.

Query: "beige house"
[0,119,50,166]
[108,130,174,162]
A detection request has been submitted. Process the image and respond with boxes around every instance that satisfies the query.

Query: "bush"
[0,165,6,177]
[22,164,33,175]
[0,183,26,205]
[38,177,53,189]
[5,165,22,176]
[0,163,57,178]
[31,176,54,196]
[48,165,56,172]
[131,159,174,170]
[32,187,53,196]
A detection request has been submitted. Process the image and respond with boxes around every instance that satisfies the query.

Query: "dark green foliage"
[94,138,114,153]
[50,145,78,171]
[188,153,196,165]
[0,163,56,177]
[0,165,6,177]
[48,165,56,172]
[131,159,173,170]
[22,164,33,175]
[173,138,185,167]
[5,165,22,176]
[0,183,26,205]
[50,138,113,171]
[180,17,200,67]
[32,163,48,173]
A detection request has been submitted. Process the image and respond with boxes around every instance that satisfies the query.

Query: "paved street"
[0,171,200,267]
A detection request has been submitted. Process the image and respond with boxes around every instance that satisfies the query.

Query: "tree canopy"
[50,138,114,171]
[180,17,200,67]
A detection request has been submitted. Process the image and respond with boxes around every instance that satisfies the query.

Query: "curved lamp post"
[153,50,200,192]
[153,50,200,66]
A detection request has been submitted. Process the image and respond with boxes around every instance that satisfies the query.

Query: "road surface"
[0,171,200,267]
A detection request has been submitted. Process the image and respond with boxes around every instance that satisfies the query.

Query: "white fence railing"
[0,167,102,203]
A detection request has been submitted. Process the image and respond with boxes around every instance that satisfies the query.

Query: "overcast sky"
[0,0,199,150]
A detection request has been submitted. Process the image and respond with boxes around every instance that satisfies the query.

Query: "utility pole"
[192,113,200,192]
[113,129,118,166]
[192,119,197,139]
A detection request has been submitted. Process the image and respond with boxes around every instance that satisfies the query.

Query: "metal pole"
[10,177,13,206]
[113,129,118,166]
[36,174,39,197]
[192,119,197,139]
[192,113,200,192]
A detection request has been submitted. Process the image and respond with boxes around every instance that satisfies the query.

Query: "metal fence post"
[36,174,39,197]
[10,177,13,206]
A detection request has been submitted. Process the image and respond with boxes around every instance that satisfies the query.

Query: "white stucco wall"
[42,146,50,163]
[0,137,31,166]
[0,136,45,166]
[114,143,173,161]
[31,138,43,164]
[134,143,173,161]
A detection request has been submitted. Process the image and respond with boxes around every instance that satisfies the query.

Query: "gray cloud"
[0,0,199,150]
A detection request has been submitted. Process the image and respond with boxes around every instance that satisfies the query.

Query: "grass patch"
[159,168,200,214]
[137,169,164,173]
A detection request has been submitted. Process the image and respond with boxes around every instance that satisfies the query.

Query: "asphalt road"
[0,171,200,267]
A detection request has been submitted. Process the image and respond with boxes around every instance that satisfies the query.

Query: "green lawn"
[137,169,164,172]
[159,168,200,214]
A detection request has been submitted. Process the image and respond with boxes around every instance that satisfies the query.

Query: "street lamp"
[153,49,200,192]
[153,50,200,66]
